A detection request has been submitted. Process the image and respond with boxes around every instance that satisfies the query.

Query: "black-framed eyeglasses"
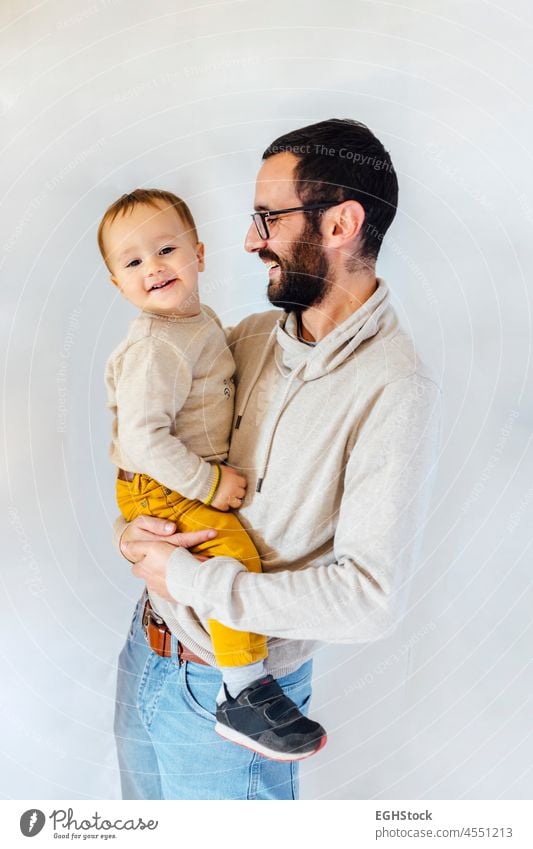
[250,201,341,240]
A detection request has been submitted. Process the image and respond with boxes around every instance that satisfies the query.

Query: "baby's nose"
[145,254,166,275]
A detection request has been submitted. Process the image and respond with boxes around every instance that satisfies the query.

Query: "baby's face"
[104,201,204,316]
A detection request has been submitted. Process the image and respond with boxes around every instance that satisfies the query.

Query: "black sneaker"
[215,675,327,761]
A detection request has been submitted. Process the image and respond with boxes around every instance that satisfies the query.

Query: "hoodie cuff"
[202,463,221,506]
[165,546,245,613]
[165,547,203,606]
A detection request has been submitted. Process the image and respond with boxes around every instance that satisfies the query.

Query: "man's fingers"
[163,528,217,548]
[131,514,177,535]
[120,515,196,560]
[121,539,149,564]
[124,539,179,568]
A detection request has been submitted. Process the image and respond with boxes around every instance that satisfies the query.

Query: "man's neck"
[299,270,378,343]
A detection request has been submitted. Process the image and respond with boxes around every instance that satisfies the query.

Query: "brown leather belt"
[118,468,135,482]
[142,598,209,665]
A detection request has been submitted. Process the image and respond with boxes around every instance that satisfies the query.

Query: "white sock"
[216,660,266,704]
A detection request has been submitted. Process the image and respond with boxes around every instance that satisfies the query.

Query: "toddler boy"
[99,189,326,761]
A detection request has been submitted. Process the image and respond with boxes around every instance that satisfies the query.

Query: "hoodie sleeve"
[165,374,442,643]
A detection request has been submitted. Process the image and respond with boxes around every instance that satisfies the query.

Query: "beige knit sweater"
[105,305,235,503]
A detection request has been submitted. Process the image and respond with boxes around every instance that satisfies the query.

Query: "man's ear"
[196,241,205,271]
[325,200,366,246]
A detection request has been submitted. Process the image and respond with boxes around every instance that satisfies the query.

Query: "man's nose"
[244,221,268,253]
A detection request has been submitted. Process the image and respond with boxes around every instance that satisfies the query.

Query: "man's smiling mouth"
[261,259,280,276]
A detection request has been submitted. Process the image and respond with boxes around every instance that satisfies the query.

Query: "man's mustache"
[258,249,282,265]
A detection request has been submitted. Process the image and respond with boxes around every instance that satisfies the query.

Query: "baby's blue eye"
[126,258,141,268]
[159,246,175,255]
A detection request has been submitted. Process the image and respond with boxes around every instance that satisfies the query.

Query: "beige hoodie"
[116,279,442,677]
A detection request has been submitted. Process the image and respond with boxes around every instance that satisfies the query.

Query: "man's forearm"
[166,547,394,644]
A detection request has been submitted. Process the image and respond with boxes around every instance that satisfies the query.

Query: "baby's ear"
[196,241,205,271]
[109,274,120,289]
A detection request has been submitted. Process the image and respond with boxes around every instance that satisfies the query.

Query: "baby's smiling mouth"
[150,278,177,292]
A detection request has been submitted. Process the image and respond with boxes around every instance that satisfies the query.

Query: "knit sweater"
[105,305,235,504]
[114,279,442,677]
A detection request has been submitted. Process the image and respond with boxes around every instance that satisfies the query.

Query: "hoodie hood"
[234,278,392,492]
[275,278,390,381]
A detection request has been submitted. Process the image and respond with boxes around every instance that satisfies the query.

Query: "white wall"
[2,0,532,799]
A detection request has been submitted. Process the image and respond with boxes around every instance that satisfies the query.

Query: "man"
[113,118,441,800]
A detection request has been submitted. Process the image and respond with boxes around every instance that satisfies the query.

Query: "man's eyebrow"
[253,204,270,212]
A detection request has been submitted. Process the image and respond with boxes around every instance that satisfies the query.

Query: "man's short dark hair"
[263,118,398,260]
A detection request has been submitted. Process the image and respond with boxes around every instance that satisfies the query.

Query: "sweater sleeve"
[115,336,217,503]
[165,375,442,643]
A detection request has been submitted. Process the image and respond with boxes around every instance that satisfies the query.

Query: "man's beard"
[263,220,331,314]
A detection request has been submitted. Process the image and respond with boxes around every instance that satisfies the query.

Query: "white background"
[1,0,532,800]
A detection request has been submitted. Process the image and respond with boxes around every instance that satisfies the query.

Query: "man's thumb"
[121,539,138,564]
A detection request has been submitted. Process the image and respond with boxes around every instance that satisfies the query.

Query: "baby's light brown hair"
[97,188,199,269]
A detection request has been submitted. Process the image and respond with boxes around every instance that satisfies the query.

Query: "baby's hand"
[211,464,247,511]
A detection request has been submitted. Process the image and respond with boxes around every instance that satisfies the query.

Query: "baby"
[99,188,326,761]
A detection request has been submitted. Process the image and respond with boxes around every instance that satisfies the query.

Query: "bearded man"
[113,118,441,800]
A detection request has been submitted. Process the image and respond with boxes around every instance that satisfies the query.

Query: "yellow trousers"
[116,473,267,667]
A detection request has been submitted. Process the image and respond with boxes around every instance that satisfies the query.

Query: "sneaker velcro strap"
[264,695,302,724]
[247,678,285,706]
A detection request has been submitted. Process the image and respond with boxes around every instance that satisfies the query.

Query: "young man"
[114,118,441,800]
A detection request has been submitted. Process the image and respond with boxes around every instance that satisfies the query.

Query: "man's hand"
[120,515,216,601]
[211,465,247,511]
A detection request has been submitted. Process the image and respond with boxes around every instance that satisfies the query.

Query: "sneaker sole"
[214,722,327,762]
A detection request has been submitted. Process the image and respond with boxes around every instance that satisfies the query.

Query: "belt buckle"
[143,602,173,659]
[143,600,164,631]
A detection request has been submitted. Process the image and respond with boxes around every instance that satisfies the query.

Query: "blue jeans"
[114,594,313,799]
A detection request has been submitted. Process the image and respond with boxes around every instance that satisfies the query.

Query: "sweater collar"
[275,278,391,381]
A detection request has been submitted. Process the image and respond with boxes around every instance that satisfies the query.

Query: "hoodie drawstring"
[234,322,278,431]
[255,361,306,493]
